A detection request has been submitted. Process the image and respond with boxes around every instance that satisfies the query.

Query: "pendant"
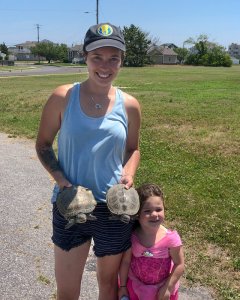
[95,103,102,109]
[91,96,103,109]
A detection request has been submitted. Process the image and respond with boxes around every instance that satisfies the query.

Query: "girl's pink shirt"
[128,229,182,299]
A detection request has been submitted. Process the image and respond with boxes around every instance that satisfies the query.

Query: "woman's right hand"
[57,178,72,190]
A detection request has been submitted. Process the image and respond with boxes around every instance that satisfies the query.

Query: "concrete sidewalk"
[0,132,214,299]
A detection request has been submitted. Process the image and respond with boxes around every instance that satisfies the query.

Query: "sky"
[0,0,239,49]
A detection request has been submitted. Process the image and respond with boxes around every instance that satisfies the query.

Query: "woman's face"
[85,47,122,87]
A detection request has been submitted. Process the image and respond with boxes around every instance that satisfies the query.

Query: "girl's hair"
[136,183,164,211]
[133,183,164,229]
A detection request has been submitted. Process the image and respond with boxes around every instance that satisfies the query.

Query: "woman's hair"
[136,183,164,211]
[83,49,125,64]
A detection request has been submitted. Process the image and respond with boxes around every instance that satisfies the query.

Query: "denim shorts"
[52,202,134,257]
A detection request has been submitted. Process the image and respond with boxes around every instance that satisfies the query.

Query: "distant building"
[8,40,55,61]
[148,45,178,64]
[228,43,240,59]
[0,51,6,60]
[68,44,85,63]
[230,56,239,65]
[8,41,38,61]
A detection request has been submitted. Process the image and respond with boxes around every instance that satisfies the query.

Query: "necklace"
[91,96,104,110]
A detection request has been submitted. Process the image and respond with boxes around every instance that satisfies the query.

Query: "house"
[230,56,239,65]
[0,51,6,60]
[228,43,240,59]
[68,44,85,63]
[148,45,178,64]
[8,41,38,61]
[8,40,54,61]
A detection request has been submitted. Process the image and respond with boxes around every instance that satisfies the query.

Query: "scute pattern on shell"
[106,184,140,216]
[56,185,97,228]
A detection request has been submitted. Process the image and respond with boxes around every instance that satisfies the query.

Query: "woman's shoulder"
[120,90,140,108]
[46,83,75,109]
[51,83,74,99]
[118,89,141,123]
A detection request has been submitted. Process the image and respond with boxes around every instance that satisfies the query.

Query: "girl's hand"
[118,286,129,300]
[120,174,133,189]
[157,285,171,300]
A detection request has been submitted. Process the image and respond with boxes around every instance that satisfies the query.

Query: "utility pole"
[35,24,41,64]
[36,24,40,43]
[84,1,99,24]
[96,0,99,24]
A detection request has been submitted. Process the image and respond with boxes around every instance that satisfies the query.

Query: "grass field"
[0,65,239,299]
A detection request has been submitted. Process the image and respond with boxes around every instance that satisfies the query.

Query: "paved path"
[0,132,214,299]
[0,65,87,77]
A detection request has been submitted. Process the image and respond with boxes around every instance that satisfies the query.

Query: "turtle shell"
[56,185,97,219]
[106,184,140,216]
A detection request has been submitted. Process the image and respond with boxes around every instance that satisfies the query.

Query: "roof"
[15,41,37,48]
[15,39,56,48]
[148,46,177,56]
[160,47,177,55]
[69,44,83,51]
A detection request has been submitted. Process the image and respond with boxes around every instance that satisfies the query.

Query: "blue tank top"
[51,82,128,203]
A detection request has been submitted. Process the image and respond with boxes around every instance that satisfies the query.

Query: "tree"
[184,35,232,67]
[174,47,189,64]
[203,45,232,67]
[122,24,151,67]
[31,42,68,63]
[57,44,68,62]
[183,37,195,48]
[0,43,9,60]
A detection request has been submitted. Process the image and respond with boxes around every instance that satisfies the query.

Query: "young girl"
[119,183,184,300]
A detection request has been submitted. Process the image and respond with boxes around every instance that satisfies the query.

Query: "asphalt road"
[0,132,214,299]
[0,65,88,77]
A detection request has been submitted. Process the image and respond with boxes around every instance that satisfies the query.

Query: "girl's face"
[85,47,122,88]
[138,196,165,229]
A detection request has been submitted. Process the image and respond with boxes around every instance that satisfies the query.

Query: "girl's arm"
[158,246,185,300]
[118,248,132,300]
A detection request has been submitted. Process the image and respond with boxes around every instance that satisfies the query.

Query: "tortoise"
[56,185,97,229]
[106,184,140,223]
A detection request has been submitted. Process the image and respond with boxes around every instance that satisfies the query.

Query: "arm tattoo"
[36,145,62,173]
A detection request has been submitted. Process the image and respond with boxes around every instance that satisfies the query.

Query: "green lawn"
[0,65,239,299]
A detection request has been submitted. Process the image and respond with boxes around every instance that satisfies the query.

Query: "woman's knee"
[57,287,80,300]
[97,254,122,284]
[54,243,90,299]
[97,271,118,287]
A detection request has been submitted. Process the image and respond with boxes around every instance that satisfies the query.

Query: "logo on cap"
[97,24,113,37]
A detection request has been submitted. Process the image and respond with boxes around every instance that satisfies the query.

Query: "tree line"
[1,25,233,67]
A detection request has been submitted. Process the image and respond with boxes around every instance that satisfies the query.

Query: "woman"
[35,23,141,300]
